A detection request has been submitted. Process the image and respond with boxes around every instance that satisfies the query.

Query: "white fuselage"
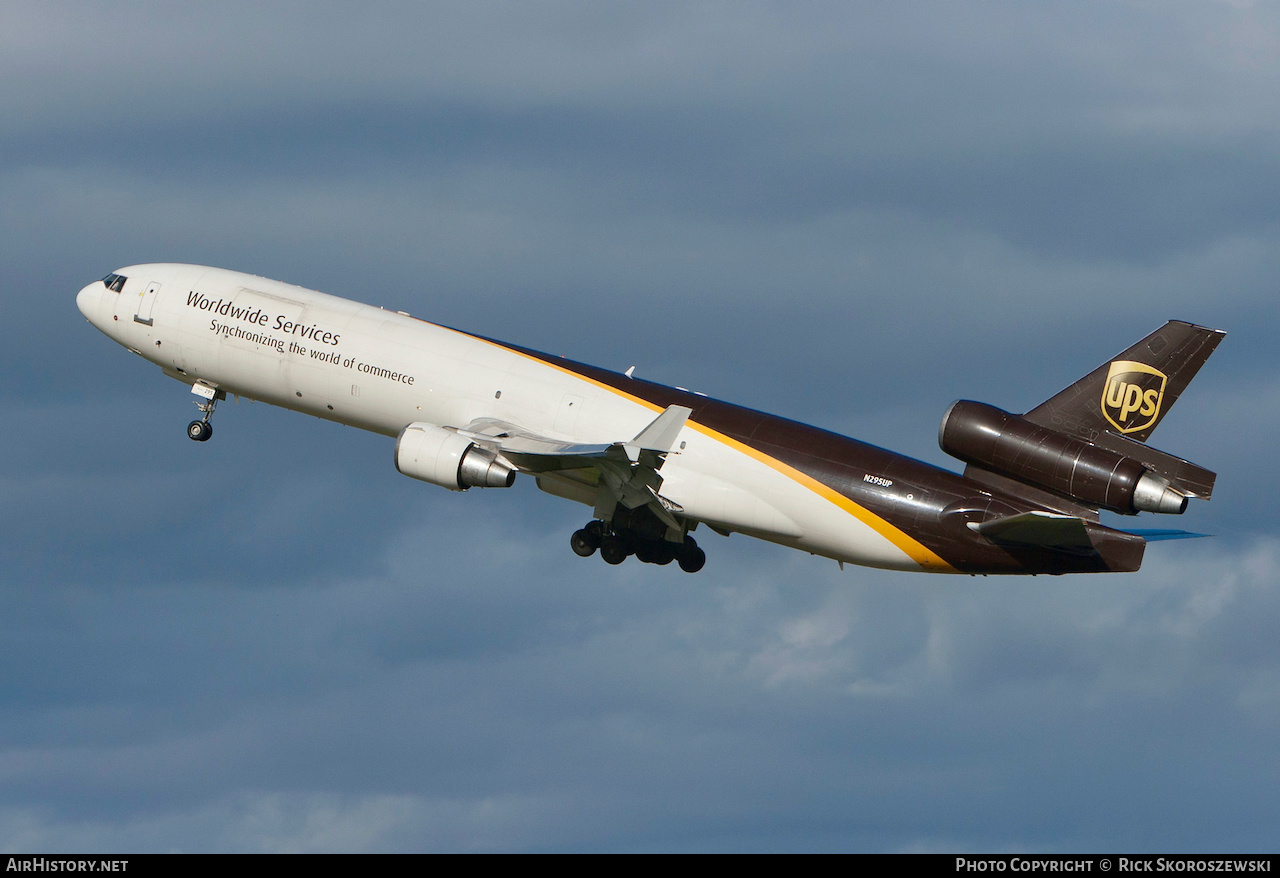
[77,264,953,572]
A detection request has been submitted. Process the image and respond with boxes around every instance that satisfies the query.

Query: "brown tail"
[1023,320,1225,444]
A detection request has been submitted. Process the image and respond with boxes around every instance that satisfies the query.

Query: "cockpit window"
[101,273,127,293]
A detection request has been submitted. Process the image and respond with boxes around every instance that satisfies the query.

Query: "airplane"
[76,264,1223,576]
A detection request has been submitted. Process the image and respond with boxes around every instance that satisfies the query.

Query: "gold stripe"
[459,330,954,572]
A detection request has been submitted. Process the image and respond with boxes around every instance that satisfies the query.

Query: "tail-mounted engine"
[939,401,1190,515]
[395,422,515,491]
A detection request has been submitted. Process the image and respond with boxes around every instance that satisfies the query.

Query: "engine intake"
[940,401,1186,515]
[395,422,515,491]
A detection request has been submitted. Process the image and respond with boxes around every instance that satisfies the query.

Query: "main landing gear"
[186,383,220,442]
[570,519,707,573]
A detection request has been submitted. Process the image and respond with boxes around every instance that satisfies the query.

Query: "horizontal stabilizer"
[1119,528,1209,542]
[974,511,1200,549]
[971,511,1151,571]
[969,511,1093,547]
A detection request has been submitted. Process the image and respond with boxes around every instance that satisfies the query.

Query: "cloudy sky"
[2,1,1278,852]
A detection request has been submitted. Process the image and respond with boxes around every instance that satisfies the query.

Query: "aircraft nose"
[76,281,99,319]
[76,279,113,332]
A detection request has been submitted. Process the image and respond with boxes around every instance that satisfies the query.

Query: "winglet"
[631,405,692,452]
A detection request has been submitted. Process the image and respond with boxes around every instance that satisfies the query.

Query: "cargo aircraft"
[77,265,1223,575]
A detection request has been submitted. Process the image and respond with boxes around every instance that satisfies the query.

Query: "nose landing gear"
[186,383,222,442]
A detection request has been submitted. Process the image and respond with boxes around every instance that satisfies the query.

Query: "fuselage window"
[101,273,128,292]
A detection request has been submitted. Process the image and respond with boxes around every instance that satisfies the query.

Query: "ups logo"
[1101,360,1167,434]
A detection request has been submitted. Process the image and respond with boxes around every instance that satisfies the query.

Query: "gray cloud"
[2,507,1278,850]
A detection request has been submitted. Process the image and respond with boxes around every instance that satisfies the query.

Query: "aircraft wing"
[458,405,694,532]
[457,418,614,471]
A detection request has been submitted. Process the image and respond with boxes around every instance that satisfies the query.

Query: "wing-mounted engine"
[395,422,515,491]
[939,401,1210,515]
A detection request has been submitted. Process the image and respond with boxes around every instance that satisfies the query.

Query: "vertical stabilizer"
[1023,320,1224,444]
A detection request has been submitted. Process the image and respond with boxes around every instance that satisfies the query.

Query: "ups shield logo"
[1101,360,1167,434]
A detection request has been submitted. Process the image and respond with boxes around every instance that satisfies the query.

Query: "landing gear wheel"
[584,520,604,541]
[188,386,221,443]
[634,541,660,564]
[677,546,705,573]
[600,535,630,566]
[570,529,598,557]
[677,538,706,573]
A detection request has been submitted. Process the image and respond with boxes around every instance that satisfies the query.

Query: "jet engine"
[395,422,515,491]
[939,401,1186,515]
